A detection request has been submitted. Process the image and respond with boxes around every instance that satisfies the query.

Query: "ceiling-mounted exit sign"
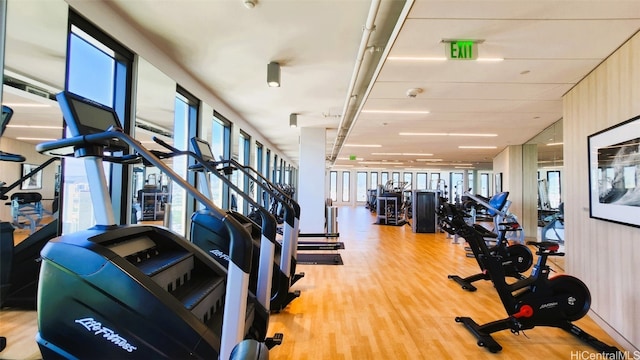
[444,39,482,60]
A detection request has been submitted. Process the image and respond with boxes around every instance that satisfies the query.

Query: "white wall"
[563,32,640,351]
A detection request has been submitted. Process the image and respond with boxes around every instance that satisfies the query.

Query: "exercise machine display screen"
[56,91,122,137]
[191,137,215,162]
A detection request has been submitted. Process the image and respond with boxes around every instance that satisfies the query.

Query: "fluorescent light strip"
[7,125,63,129]
[344,144,382,148]
[400,132,497,137]
[371,152,433,156]
[387,56,503,62]
[547,142,563,146]
[16,137,58,141]
[387,56,447,61]
[2,103,52,108]
[337,157,364,161]
[359,161,403,165]
[458,146,497,149]
[362,110,430,114]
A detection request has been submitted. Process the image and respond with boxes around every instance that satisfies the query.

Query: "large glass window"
[273,154,279,182]
[416,173,427,190]
[356,171,367,202]
[342,171,350,202]
[480,173,490,197]
[380,172,389,186]
[451,172,463,203]
[168,89,199,236]
[212,112,231,208]
[403,172,412,188]
[370,172,378,188]
[430,173,441,190]
[237,130,251,214]
[330,171,337,202]
[547,171,561,209]
[392,172,400,184]
[61,14,132,234]
[265,148,271,181]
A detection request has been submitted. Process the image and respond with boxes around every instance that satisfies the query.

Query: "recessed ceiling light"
[361,110,430,114]
[7,125,63,129]
[458,146,497,149]
[400,132,497,137]
[344,144,382,148]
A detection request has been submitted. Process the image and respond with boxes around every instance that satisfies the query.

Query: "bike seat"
[526,240,560,252]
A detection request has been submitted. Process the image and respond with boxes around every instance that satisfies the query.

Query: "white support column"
[298,127,326,233]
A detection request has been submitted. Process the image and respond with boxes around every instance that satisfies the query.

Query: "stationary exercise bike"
[444,192,533,292]
[439,202,620,355]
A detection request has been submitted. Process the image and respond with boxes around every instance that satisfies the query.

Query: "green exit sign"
[446,40,479,60]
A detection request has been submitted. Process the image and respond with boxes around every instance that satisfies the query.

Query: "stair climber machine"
[197,143,305,287]
[438,202,621,355]
[1,105,60,312]
[33,91,280,359]
[446,192,533,292]
[149,136,301,312]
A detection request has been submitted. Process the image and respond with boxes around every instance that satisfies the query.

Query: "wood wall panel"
[563,31,640,351]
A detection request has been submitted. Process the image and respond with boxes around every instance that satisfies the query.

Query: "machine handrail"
[35,129,254,274]
[151,136,279,245]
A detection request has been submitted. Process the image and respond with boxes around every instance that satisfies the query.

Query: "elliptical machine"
[34,91,276,359]
[439,202,620,355]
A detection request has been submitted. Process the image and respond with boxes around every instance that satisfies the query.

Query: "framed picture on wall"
[20,163,43,190]
[588,114,640,227]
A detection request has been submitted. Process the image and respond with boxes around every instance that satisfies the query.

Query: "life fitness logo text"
[75,317,137,353]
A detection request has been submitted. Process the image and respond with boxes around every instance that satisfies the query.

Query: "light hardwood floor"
[0,206,622,359]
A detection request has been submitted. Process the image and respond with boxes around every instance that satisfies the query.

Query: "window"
[370,172,378,189]
[480,173,489,197]
[330,171,337,202]
[237,130,251,213]
[403,172,412,188]
[169,88,199,235]
[210,114,231,208]
[392,172,400,184]
[273,154,279,182]
[416,173,427,190]
[256,141,264,177]
[61,14,133,234]
[212,112,232,208]
[547,171,561,209]
[265,148,271,181]
[356,172,367,202]
[381,172,389,186]
[342,171,350,202]
[430,173,441,190]
[451,172,463,203]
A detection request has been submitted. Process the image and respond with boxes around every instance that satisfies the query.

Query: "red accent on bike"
[513,305,534,318]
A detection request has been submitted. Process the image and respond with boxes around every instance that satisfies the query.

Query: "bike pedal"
[265,333,284,349]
